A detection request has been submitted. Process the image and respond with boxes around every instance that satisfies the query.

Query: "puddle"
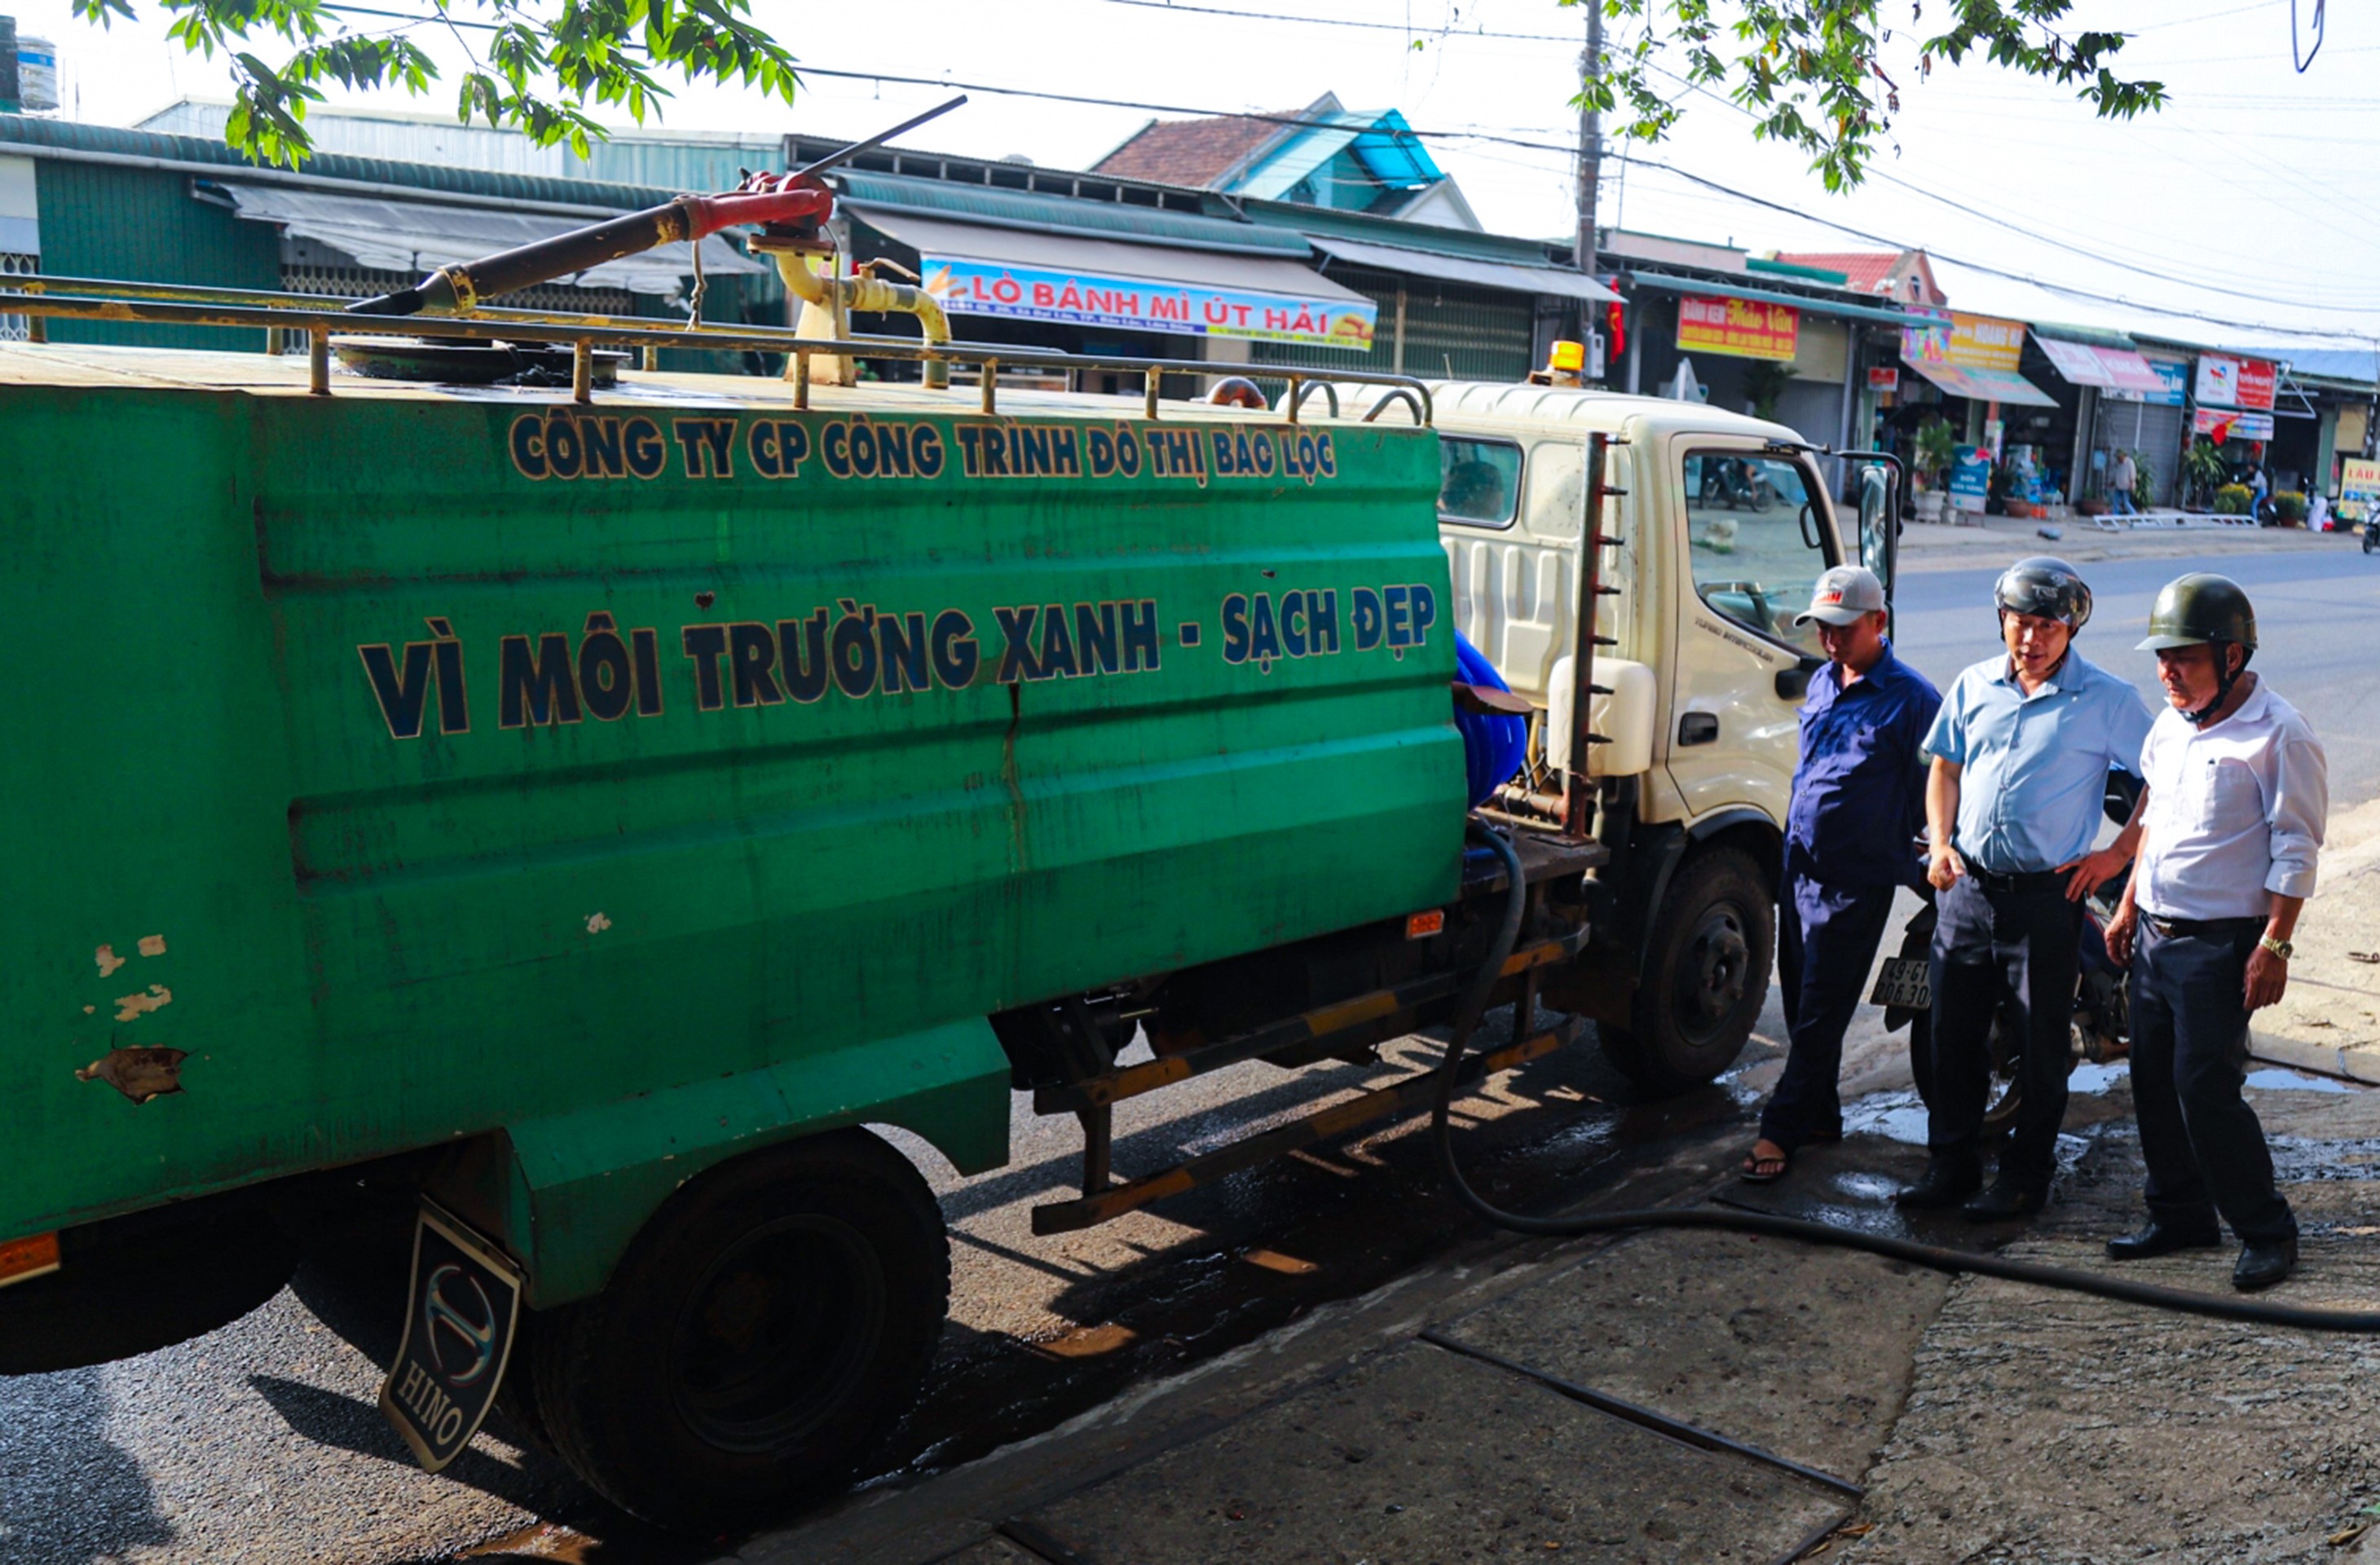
[2246,1067,2357,1094]
[2069,1060,2130,1096]
[1843,1088,1930,1146]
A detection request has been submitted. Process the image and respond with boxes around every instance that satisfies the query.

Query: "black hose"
[1431,819,2380,1334]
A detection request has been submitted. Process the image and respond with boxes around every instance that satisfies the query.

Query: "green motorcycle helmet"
[2138,573,2257,725]
[2137,572,2258,653]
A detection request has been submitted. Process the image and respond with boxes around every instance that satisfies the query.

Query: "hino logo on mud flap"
[379,1206,523,1475]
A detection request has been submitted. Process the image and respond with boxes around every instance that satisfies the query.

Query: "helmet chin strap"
[2183,642,2247,726]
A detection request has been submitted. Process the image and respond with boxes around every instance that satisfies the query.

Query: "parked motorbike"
[2364,509,2378,555]
[1870,773,2140,1135]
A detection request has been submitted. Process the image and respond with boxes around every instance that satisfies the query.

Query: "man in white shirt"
[2109,449,2139,518]
[2103,574,2326,1291]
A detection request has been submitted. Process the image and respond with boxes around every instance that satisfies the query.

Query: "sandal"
[1739,1140,1790,1184]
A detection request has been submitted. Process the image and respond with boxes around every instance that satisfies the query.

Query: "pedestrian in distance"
[1742,566,1942,1184]
[1897,558,2157,1219]
[2109,450,2140,518]
[2101,575,2325,1291]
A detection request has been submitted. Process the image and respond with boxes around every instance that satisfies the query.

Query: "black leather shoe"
[1961,1180,2048,1223]
[1894,1161,1983,1210]
[2105,1220,2223,1260]
[2232,1235,2298,1292]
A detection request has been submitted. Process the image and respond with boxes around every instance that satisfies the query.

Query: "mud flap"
[377,1203,523,1474]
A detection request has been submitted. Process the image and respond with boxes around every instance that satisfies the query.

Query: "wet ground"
[4,545,2373,1563]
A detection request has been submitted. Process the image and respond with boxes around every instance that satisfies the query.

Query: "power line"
[1100,0,1576,45]
[311,7,2380,334]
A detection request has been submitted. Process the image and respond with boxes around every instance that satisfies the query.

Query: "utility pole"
[1575,1,1602,283]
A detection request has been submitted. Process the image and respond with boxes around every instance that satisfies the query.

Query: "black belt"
[1962,863,2067,894]
[2144,913,2262,939]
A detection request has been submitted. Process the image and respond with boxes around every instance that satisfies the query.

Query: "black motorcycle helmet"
[1993,556,2093,633]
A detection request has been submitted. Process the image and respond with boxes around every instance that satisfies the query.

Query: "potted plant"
[2274,490,2308,527]
[1912,417,1958,522]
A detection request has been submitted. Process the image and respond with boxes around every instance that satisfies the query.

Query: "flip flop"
[1739,1144,1790,1184]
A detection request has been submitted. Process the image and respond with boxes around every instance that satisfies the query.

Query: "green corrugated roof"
[0,115,691,212]
[1747,256,1849,285]
[1239,196,1562,267]
[834,170,1310,257]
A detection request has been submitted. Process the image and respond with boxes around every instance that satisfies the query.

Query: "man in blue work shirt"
[1744,566,1941,1183]
[1899,558,2156,1218]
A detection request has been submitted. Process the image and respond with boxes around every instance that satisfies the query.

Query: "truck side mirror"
[1774,655,1824,701]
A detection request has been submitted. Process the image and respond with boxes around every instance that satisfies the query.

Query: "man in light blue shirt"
[1897,558,2156,1219]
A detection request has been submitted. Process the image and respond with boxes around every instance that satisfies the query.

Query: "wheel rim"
[668,1214,886,1453]
[1671,900,1752,1046]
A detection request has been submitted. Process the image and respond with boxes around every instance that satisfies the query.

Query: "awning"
[2034,335,2168,395]
[1902,359,2060,408]
[1624,270,1915,327]
[212,183,763,296]
[1312,234,1621,304]
[853,205,1379,352]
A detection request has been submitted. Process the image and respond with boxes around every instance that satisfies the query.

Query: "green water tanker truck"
[0,170,1888,1525]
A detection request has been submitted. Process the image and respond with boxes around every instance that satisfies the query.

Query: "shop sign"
[1901,310,2025,373]
[1675,294,1799,361]
[2192,407,2275,443]
[1949,444,1992,513]
[1867,366,1900,391]
[2193,352,2276,412]
[2342,456,2380,503]
[2103,357,2188,407]
[920,254,1378,351]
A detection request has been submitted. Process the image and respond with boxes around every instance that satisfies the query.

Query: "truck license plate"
[1869,957,1931,1010]
[378,1203,523,1474]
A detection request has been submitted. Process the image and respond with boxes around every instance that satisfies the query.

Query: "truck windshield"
[1681,451,1830,656]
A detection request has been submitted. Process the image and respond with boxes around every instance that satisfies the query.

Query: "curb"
[2250,1028,2380,1086]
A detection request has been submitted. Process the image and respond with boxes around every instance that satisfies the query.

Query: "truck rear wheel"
[1600,845,1771,1095]
[531,1127,949,1529]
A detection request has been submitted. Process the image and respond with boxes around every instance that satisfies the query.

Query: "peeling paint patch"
[112,985,173,1023]
[95,945,126,977]
[75,1046,189,1104]
[586,912,613,934]
[137,934,167,958]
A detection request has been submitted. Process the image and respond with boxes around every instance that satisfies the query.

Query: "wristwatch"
[2259,935,2294,961]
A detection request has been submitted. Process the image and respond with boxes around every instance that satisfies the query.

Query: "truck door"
[1439,431,1576,704]
[1663,444,1840,822]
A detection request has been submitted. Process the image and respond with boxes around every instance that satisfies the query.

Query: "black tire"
[1601,845,1773,1095]
[531,1127,950,1530]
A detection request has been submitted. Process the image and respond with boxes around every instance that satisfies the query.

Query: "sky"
[9,0,2378,347]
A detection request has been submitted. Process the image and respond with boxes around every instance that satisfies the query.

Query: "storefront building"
[1881,308,2060,513]
[2029,324,2183,507]
[1599,240,1915,489]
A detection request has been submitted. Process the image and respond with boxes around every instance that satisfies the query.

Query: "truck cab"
[1345,379,1900,1093]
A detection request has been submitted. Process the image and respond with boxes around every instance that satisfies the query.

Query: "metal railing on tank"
[0,273,1434,427]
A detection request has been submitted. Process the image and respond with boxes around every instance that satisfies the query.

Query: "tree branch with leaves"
[1573,0,2164,190]
[70,0,800,166]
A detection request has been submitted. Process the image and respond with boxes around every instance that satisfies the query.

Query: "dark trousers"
[1761,869,1897,1151]
[2130,918,2296,1244]
[1928,874,2082,1188]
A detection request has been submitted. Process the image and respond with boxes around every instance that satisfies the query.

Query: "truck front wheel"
[531,1127,949,1529]
[1600,845,1772,1095]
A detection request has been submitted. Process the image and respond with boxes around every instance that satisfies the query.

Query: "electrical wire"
[1431,822,2380,1335]
[311,6,2380,336]
[2293,0,2327,72]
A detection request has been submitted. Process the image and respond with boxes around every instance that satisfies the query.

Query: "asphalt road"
[4,543,2373,1565]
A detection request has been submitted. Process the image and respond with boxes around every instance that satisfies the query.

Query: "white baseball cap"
[1795,565,1887,627]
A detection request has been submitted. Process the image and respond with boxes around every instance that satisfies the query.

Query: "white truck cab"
[1340,378,1902,1093]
